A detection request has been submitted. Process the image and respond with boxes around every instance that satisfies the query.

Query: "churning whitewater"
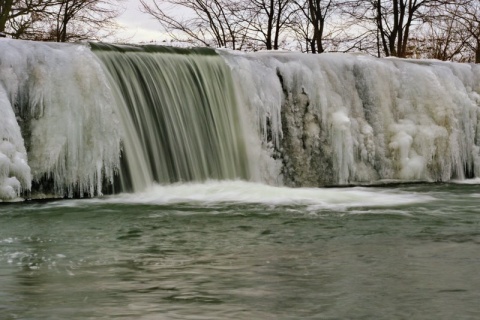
[1,39,480,200]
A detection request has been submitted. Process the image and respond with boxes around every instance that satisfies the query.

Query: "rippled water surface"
[1,182,479,319]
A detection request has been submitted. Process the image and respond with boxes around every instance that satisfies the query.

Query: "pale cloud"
[114,0,166,43]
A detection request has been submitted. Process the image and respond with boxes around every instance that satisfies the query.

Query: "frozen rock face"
[2,40,480,200]
[223,51,480,186]
[0,39,121,199]
[0,86,31,200]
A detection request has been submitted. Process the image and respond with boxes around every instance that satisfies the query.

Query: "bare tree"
[290,0,338,53]
[448,0,480,63]
[141,0,299,50]
[241,0,294,50]
[409,2,470,61]
[0,0,14,32]
[140,0,247,49]
[1,0,53,36]
[412,1,480,63]
[343,1,449,57]
[1,0,123,41]
[47,0,122,42]
[378,0,437,57]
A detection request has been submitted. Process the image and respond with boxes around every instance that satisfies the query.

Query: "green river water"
[1,181,479,319]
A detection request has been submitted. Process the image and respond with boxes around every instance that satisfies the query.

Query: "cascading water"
[1,39,480,201]
[91,44,251,192]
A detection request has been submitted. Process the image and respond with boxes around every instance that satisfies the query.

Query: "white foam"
[450,178,480,184]
[87,180,432,210]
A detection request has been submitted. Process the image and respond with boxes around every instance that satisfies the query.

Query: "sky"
[114,0,173,43]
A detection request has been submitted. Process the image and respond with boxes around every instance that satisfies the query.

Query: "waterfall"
[1,39,480,201]
[91,43,251,191]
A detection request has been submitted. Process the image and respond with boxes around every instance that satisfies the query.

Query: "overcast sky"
[114,0,165,43]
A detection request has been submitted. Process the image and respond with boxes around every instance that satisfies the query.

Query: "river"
[1,181,479,319]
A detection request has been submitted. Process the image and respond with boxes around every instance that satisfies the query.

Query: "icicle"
[222,51,480,185]
[0,39,121,198]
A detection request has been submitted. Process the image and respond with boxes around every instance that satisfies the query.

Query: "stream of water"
[1,182,479,319]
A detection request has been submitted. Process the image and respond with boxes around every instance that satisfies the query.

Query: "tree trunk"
[266,0,274,50]
[308,0,323,54]
[0,0,14,32]
[60,1,70,42]
[316,17,324,53]
[376,0,390,56]
[274,0,282,50]
[476,40,480,64]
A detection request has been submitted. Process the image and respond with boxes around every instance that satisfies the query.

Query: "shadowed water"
[1,182,479,319]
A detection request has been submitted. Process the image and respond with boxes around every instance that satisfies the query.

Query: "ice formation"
[1,39,479,200]
[0,39,121,200]
[223,51,480,186]
[0,86,30,200]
